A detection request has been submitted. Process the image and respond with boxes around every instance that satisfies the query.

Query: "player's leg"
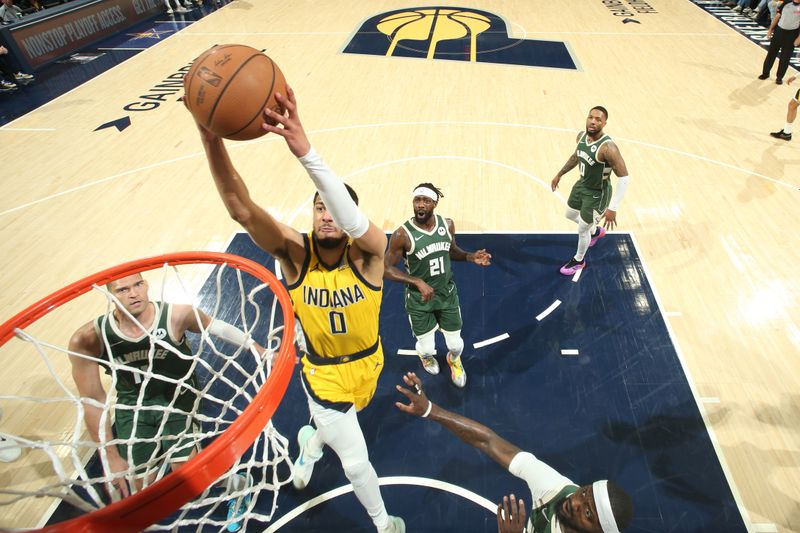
[313,404,403,532]
[561,187,594,275]
[117,408,160,492]
[771,90,799,140]
[437,292,466,388]
[565,183,582,224]
[408,308,440,375]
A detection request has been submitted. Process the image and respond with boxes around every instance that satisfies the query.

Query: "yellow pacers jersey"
[287,233,384,411]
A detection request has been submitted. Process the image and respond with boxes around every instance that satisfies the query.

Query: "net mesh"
[0,255,295,531]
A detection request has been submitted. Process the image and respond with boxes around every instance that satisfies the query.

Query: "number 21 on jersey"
[429,256,444,276]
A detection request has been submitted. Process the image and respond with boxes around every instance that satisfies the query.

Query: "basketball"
[183,44,286,141]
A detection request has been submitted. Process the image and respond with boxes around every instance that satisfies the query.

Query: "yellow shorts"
[301,347,384,412]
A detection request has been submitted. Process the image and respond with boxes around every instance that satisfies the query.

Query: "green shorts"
[567,180,612,224]
[114,403,198,471]
[405,283,463,337]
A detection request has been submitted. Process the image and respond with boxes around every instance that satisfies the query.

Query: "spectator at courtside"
[0,0,24,23]
[769,75,799,140]
[0,44,33,93]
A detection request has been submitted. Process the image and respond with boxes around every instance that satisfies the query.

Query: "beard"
[315,234,347,249]
[414,211,433,224]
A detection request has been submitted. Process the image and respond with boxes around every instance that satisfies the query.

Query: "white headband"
[593,480,620,533]
[412,186,438,202]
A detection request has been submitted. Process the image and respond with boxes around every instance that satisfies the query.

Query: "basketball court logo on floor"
[343,7,579,70]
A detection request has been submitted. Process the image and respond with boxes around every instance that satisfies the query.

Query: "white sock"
[575,223,591,261]
[785,122,793,134]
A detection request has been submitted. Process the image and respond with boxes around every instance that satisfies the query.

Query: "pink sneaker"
[560,258,586,275]
[589,227,606,247]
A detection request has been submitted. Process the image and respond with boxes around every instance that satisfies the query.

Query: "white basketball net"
[0,260,294,531]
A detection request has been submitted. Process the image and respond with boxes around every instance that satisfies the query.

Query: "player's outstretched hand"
[550,175,561,192]
[395,372,432,417]
[497,494,526,533]
[262,84,311,158]
[470,249,492,266]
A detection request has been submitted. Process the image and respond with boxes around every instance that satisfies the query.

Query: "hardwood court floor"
[0,0,798,530]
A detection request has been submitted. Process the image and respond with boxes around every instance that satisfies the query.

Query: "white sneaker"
[743,7,752,14]
[166,8,174,13]
[292,425,322,490]
[749,10,759,19]
[418,352,439,375]
[732,5,742,12]
[447,353,467,388]
[378,516,405,533]
[176,6,190,12]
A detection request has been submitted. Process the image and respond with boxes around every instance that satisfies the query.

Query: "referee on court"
[760,0,800,85]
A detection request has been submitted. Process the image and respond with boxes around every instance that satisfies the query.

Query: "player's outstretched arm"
[395,372,521,469]
[191,114,304,273]
[266,86,387,264]
[446,219,492,265]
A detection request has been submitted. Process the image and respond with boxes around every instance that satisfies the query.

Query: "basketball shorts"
[301,347,384,412]
[567,180,612,224]
[793,89,800,103]
[114,402,198,471]
[405,285,463,337]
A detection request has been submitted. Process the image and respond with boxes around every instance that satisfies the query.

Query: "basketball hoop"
[0,252,296,532]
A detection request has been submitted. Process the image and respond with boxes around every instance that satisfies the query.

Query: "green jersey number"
[429,256,445,276]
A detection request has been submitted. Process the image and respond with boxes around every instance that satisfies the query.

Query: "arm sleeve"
[509,452,575,510]
[608,175,629,211]
[297,146,369,238]
[207,319,255,348]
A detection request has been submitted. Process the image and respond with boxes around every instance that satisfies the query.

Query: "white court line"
[0,127,56,132]
[752,523,778,532]
[274,260,282,281]
[397,349,417,356]
[572,268,583,282]
[264,476,496,532]
[629,232,754,529]
[3,120,797,215]
[560,349,579,356]
[97,47,147,51]
[536,300,561,321]
[192,31,352,35]
[473,333,509,349]
[700,397,721,404]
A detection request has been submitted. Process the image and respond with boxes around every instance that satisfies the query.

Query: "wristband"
[421,401,433,418]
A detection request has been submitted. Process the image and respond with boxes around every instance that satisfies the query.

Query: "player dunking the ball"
[191,86,404,533]
[551,106,630,276]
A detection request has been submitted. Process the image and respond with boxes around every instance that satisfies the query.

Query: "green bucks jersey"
[94,302,197,410]
[575,132,613,190]
[528,484,579,532]
[402,214,454,303]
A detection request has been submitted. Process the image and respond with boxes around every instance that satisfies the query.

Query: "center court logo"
[343,7,578,70]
